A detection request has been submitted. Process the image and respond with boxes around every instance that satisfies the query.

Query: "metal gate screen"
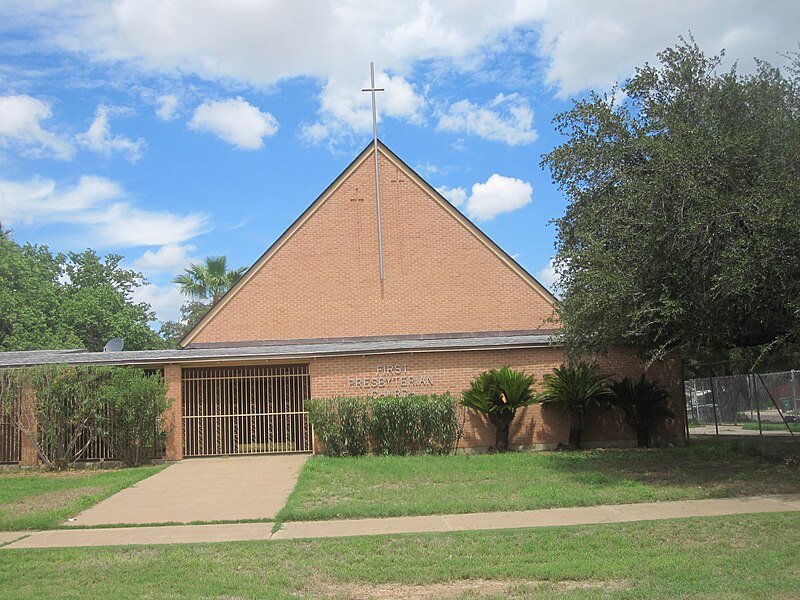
[182,364,311,457]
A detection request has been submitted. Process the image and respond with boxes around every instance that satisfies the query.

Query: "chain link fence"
[685,368,800,436]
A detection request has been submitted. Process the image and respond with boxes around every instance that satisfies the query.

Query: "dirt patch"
[2,486,105,518]
[307,578,627,599]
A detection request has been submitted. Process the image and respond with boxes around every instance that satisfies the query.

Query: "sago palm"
[538,361,609,449]
[173,256,246,304]
[461,366,536,451]
[608,375,673,447]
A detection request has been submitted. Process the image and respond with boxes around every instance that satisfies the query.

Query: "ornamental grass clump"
[460,366,536,452]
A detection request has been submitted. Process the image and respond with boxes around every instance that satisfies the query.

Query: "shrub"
[371,394,461,455]
[538,362,610,450]
[0,365,106,469]
[97,367,170,466]
[308,394,461,456]
[607,375,673,447]
[307,397,370,457]
[460,367,536,451]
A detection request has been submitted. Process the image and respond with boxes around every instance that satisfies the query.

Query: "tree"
[541,39,800,365]
[460,366,536,452]
[60,250,163,351]
[607,375,673,448]
[159,301,210,348]
[172,256,246,304]
[0,239,162,351]
[538,362,609,450]
[0,238,79,351]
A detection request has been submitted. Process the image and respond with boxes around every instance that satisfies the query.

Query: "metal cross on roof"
[362,62,385,281]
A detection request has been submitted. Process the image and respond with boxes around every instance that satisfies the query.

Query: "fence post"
[792,370,798,417]
[708,372,720,436]
[752,374,763,436]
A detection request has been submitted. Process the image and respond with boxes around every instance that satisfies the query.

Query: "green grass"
[740,422,800,432]
[0,465,165,531]
[1,513,798,599]
[278,440,800,521]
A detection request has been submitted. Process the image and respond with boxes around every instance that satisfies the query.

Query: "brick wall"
[190,149,556,345]
[310,346,685,449]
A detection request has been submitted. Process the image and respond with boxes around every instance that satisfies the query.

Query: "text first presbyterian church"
[4,141,685,464]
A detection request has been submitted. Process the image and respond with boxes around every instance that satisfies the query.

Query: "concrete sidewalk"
[65,454,309,526]
[3,493,799,550]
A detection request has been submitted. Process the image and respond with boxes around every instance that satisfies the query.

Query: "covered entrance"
[182,364,311,457]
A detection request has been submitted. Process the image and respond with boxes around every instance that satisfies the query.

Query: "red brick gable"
[182,142,557,347]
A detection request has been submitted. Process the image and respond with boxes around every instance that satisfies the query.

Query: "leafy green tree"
[61,250,163,351]
[607,375,674,448]
[0,239,162,351]
[541,39,800,365]
[172,256,246,304]
[538,362,609,450]
[460,366,536,452]
[0,239,79,351]
[159,301,210,348]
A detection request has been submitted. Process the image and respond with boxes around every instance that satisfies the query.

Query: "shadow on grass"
[537,438,800,499]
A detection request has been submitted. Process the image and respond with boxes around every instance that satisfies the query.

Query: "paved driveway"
[66,454,310,527]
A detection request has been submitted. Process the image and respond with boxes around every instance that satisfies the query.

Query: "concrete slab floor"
[64,453,310,527]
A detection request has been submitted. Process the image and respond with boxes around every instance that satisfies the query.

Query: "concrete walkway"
[65,454,310,527]
[4,493,799,550]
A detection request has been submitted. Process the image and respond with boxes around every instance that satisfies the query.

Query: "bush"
[0,365,169,469]
[372,394,460,455]
[308,394,461,457]
[97,368,170,466]
[0,365,105,469]
[307,397,371,457]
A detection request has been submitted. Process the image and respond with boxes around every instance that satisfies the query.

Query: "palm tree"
[461,366,536,452]
[538,361,609,450]
[608,375,674,447]
[172,256,246,304]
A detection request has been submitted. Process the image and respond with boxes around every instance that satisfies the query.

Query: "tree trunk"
[568,406,584,450]
[637,427,650,448]
[489,412,514,452]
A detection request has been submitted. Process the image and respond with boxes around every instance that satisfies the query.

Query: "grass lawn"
[278,439,800,521]
[740,422,800,432]
[0,465,164,531]
[1,512,798,599]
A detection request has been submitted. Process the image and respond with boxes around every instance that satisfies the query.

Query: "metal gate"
[182,364,311,457]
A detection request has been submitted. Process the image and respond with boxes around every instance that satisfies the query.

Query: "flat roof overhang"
[0,331,562,369]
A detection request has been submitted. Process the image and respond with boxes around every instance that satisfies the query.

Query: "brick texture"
[163,364,184,461]
[309,347,684,449]
[189,149,556,345]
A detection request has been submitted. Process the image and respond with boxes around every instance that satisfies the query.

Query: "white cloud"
[155,94,179,120]
[301,72,424,144]
[0,175,208,247]
[0,94,74,159]
[436,93,536,145]
[189,97,278,149]
[435,184,467,207]
[76,106,146,162]
[464,173,532,221]
[131,282,185,323]
[537,1,800,96]
[536,257,559,293]
[0,175,121,224]
[134,242,197,273]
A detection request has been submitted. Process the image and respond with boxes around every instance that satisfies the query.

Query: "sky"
[0,1,797,327]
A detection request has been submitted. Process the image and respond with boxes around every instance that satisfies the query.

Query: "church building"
[0,141,685,466]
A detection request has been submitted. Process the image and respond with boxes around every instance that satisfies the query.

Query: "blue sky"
[0,1,796,326]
